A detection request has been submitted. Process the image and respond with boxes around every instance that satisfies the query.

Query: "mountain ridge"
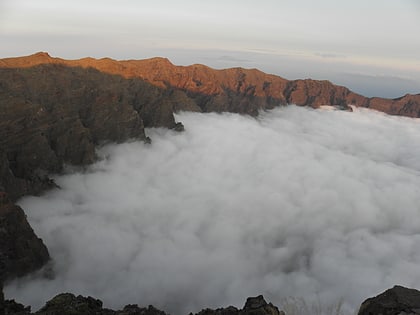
[2,52,419,118]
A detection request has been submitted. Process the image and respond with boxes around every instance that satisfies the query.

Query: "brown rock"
[2,52,418,119]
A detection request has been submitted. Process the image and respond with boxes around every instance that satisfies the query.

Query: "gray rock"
[0,192,50,281]
[358,285,420,315]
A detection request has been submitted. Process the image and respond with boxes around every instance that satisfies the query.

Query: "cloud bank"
[5,106,420,315]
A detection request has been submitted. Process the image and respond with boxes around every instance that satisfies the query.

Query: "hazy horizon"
[1,0,419,98]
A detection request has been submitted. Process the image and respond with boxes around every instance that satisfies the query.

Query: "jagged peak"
[146,57,173,65]
[32,51,51,58]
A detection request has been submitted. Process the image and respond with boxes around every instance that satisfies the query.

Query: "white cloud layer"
[5,106,420,315]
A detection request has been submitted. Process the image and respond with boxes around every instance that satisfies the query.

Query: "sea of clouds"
[5,106,420,315]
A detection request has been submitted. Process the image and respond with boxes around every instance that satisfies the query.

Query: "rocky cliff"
[0,64,177,201]
[0,193,49,281]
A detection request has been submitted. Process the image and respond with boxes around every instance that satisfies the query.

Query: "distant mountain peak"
[32,51,51,58]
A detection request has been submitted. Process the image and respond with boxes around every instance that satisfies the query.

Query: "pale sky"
[1,0,419,97]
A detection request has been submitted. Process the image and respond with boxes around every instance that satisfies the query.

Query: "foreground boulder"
[0,192,50,281]
[34,293,108,315]
[358,285,420,315]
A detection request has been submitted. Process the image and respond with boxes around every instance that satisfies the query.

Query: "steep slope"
[0,64,187,200]
[0,193,50,281]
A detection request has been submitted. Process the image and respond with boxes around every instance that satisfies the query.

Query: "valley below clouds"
[5,106,420,315]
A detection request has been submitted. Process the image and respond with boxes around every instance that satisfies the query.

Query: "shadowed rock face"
[0,193,50,282]
[0,64,188,200]
[0,282,4,315]
[358,285,420,315]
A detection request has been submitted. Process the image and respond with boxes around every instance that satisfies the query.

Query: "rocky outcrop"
[1,294,281,315]
[0,293,280,315]
[0,193,50,281]
[195,295,284,315]
[31,293,170,315]
[3,286,420,315]
[358,285,420,315]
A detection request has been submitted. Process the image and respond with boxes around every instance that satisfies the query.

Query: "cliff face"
[0,193,50,281]
[0,64,183,200]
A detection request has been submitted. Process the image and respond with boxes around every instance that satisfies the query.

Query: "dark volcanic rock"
[4,299,31,315]
[115,304,168,315]
[242,296,283,315]
[0,193,50,281]
[11,292,170,315]
[1,293,284,315]
[34,293,106,315]
[194,295,283,315]
[0,282,4,315]
[358,285,420,315]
